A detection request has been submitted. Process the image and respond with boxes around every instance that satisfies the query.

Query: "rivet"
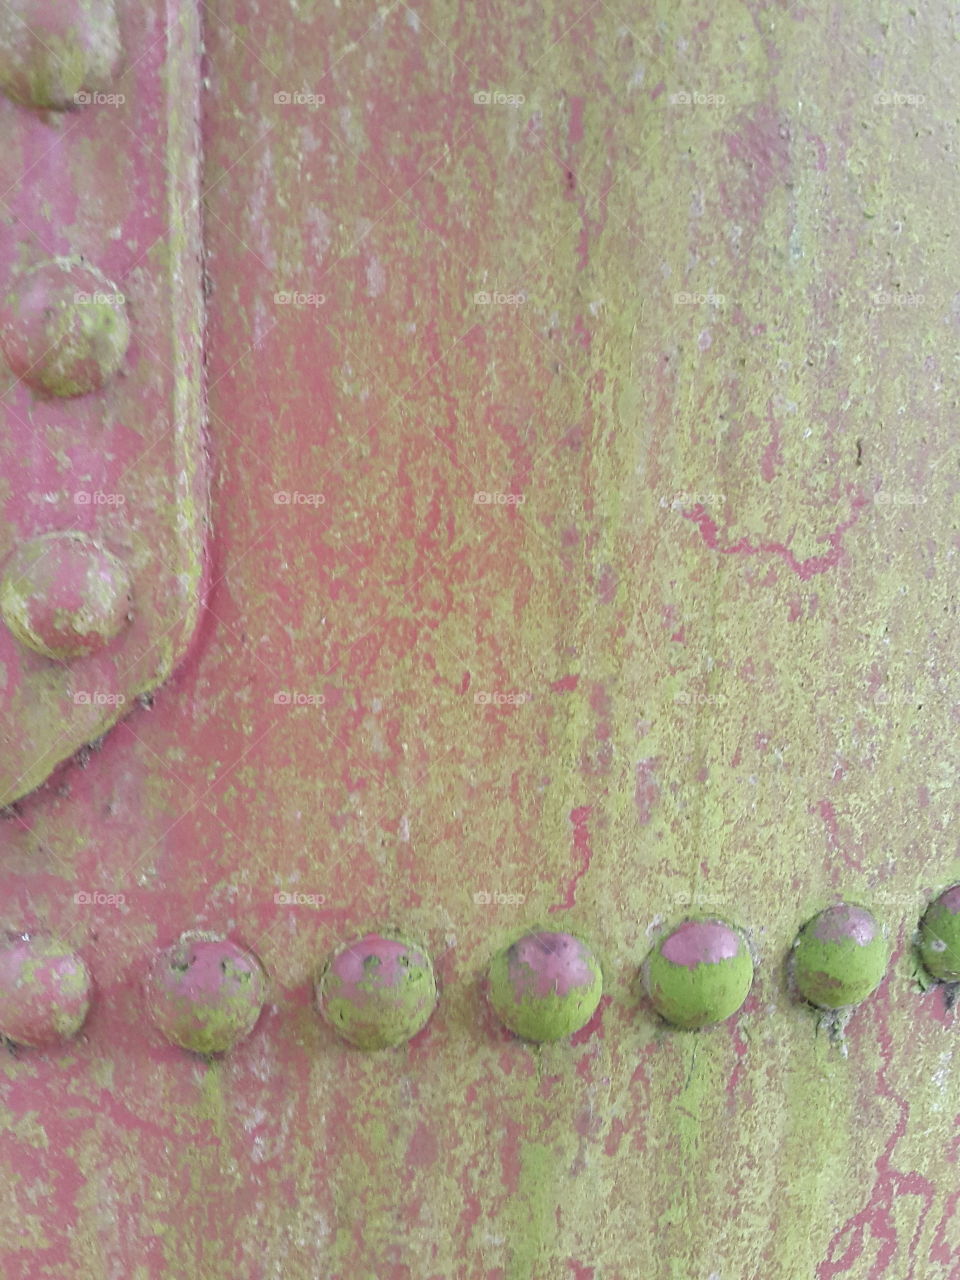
[0,1,120,111]
[790,903,888,1010]
[0,259,130,398]
[0,531,132,660]
[316,932,437,1050]
[0,934,91,1048]
[488,930,602,1043]
[145,933,267,1055]
[918,885,960,984]
[642,917,754,1029]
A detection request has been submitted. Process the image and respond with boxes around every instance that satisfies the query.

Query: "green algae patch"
[488,930,602,1043]
[791,904,887,1010]
[642,917,753,1029]
[317,932,437,1050]
[918,885,960,983]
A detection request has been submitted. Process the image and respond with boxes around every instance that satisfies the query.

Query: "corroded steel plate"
[0,0,206,805]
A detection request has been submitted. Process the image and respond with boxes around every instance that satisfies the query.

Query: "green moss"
[918,898,960,983]
[164,999,259,1055]
[488,938,602,1043]
[31,288,130,398]
[793,918,888,1009]
[319,940,437,1051]
[643,926,754,1029]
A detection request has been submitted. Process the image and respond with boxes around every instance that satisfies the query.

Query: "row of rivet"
[0,6,135,660]
[4,890,960,1054]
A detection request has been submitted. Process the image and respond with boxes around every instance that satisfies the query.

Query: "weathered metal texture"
[0,0,206,805]
[1,1,959,1278]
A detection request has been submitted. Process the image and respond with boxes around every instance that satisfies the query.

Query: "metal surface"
[1,1,959,1277]
[0,0,206,805]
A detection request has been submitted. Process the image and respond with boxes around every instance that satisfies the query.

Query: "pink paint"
[818,955,936,1278]
[327,933,426,989]
[550,674,579,692]
[760,410,782,482]
[549,806,593,911]
[810,904,876,946]
[634,758,660,825]
[660,919,743,968]
[505,932,595,1000]
[932,884,960,915]
[683,490,868,580]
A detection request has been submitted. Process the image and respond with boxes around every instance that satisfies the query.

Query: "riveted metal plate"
[0,1,206,805]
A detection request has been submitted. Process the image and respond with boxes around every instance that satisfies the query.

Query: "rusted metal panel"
[0,0,207,806]
[0,2,959,1278]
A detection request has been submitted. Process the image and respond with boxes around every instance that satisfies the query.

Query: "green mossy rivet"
[791,903,887,1010]
[0,258,130,398]
[918,886,960,983]
[317,932,437,1050]
[0,531,132,660]
[0,2,121,110]
[642,917,754,1029]
[0,934,92,1048]
[488,930,603,1043]
[145,933,267,1055]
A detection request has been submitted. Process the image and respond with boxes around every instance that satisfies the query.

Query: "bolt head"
[0,532,132,660]
[0,259,130,398]
[488,930,603,1042]
[791,904,888,1009]
[642,917,754,1029]
[316,933,437,1050]
[919,886,960,983]
[145,934,267,1055]
[0,935,92,1048]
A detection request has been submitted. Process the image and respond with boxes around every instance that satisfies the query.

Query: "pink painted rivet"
[791,903,888,1010]
[488,930,603,1042]
[317,932,437,1050]
[0,934,92,1048]
[145,934,267,1055]
[0,259,130,398]
[0,532,132,660]
[0,0,121,110]
[642,917,754,1029]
